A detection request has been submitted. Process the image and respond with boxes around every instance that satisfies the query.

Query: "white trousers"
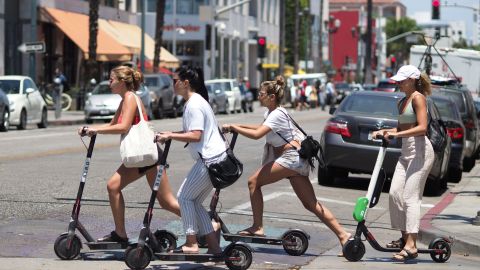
[389,136,434,233]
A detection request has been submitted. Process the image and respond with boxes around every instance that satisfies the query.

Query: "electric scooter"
[53,128,177,259]
[342,134,452,262]
[124,132,253,270]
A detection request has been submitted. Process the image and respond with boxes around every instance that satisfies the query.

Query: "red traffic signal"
[258,37,266,46]
[257,36,267,58]
[391,56,396,63]
[432,0,440,7]
[432,0,440,19]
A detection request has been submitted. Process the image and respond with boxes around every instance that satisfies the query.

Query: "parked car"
[362,83,377,91]
[144,73,177,119]
[0,76,48,130]
[349,83,364,92]
[431,95,466,183]
[239,83,254,113]
[319,91,451,196]
[473,97,480,114]
[435,86,480,172]
[206,84,228,114]
[375,79,398,92]
[205,79,242,113]
[0,88,10,131]
[84,80,151,123]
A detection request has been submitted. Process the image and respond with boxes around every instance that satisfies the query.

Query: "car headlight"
[85,99,91,106]
[149,91,158,102]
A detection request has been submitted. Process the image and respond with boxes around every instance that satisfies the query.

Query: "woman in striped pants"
[156,66,224,255]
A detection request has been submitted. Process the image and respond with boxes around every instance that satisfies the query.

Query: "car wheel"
[0,108,9,132]
[155,102,165,119]
[37,108,48,128]
[86,119,93,124]
[17,109,27,130]
[448,168,462,183]
[211,102,218,114]
[462,156,476,172]
[317,166,336,186]
[424,177,443,196]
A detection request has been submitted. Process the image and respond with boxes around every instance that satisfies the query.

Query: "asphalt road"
[0,103,479,269]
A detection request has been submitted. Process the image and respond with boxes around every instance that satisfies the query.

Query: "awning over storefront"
[44,8,132,62]
[100,20,180,69]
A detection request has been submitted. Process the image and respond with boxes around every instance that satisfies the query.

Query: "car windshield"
[437,90,466,114]
[92,84,112,95]
[339,95,399,116]
[0,80,21,94]
[432,97,459,120]
[206,82,229,92]
[206,84,213,94]
[144,77,159,87]
[335,83,350,89]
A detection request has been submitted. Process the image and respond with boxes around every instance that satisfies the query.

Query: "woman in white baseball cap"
[372,65,434,261]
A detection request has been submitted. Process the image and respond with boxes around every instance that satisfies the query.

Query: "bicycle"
[40,83,72,111]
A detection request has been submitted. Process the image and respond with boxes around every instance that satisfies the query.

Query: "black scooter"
[53,128,177,259]
[124,132,253,270]
[342,134,452,262]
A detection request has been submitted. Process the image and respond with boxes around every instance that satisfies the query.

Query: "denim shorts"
[275,148,310,176]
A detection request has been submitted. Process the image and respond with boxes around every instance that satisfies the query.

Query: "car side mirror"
[329,107,336,115]
[25,88,35,94]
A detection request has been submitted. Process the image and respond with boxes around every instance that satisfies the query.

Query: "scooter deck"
[223,233,283,245]
[86,241,128,250]
[155,252,225,262]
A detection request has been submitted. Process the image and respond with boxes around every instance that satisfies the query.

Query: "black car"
[334,82,352,103]
[0,88,10,131]
[434,86,480,172]
[319,91,451,196]
[431,95,465,183]
[206,84,228,114]
[144,73,177,119]
[375,79,398,92]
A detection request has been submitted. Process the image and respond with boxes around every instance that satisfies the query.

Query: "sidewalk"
[418,167,480,257]
[47,110,85,126]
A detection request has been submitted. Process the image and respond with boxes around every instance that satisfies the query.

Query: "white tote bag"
[120,95,158,168]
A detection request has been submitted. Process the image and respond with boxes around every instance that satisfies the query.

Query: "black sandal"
[386,238,405,248]
[393,249,418,261]
[97,231,128,243]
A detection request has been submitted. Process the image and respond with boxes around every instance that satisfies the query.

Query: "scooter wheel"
[53,233,81,260]
[282,230,309,256]
[225,244,252,270]
[342,239,365,262]
[428,238,451,263]
[125,244,152,270]
[154,230,177,252]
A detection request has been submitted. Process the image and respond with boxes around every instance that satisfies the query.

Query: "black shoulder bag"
[200,129,243,189]
[276,110,326,169]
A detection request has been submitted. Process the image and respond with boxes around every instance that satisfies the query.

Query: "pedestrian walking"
[155,66,223,255]
[325,78,336,110]
[78,66,180,244]
[309,80,319,109]
[372,65,434,261]
[222,75,351,252]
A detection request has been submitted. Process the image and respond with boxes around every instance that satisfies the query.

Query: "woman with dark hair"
[156,66,223,255]
[78,66,180,244]
[372,65,434,261]
[222,75,351,254]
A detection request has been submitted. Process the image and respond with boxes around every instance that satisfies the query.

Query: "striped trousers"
[177,152,226,236]
[389,136,434,233]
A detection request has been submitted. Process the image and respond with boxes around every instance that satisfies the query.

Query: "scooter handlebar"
[374,134,394,140]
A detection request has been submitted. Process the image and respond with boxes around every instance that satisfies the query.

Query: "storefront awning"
[100,20,180,69]
[44,8,132,62]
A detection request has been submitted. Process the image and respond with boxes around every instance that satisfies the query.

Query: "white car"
[0,76,48,130]
[205,79,242,113]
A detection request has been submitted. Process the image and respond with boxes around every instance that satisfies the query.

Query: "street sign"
[17,41,46,54]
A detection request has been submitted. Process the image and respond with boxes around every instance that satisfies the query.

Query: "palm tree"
[87,0,99,80]
[153,0,166,73]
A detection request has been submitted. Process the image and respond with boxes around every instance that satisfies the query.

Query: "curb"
[418,192,480,257]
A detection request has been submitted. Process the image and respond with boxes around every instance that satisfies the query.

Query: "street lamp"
[327,16,341,76]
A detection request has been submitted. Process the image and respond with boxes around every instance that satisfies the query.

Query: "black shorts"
[138,145,164,174]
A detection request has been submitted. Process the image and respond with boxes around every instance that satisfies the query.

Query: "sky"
[400,0,479,43]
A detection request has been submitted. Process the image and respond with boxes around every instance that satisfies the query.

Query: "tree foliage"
[385,17,419,63]
[285,0,309,67]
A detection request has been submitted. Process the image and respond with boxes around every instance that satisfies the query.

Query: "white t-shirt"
[263,107,297,147]
[182,93,226,160]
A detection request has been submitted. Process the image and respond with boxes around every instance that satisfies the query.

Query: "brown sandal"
[393,249,418,261]
[386,238,405,248]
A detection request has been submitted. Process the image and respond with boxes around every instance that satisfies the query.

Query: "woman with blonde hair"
[79,65,180,243]
[222,76,350,251]
[372,65,434,261]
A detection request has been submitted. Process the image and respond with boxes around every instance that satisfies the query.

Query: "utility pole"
[30,0,37,81]
[364,0,373,84]
[279,0,285,76]
[318,0,324,72]
[140,0,146,73]
[294,0,300,73]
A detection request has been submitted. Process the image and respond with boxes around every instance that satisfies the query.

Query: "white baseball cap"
[390,65,421,81]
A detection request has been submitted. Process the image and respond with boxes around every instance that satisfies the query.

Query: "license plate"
[368,132,382,142]
[100,110,109,115]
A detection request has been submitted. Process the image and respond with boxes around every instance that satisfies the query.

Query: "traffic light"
[390,56,397,69]
[432,0,440,19]
[257,36,267,58]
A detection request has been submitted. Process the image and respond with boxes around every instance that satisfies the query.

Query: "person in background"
[372,65,434,261]
[325,78,336,110]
